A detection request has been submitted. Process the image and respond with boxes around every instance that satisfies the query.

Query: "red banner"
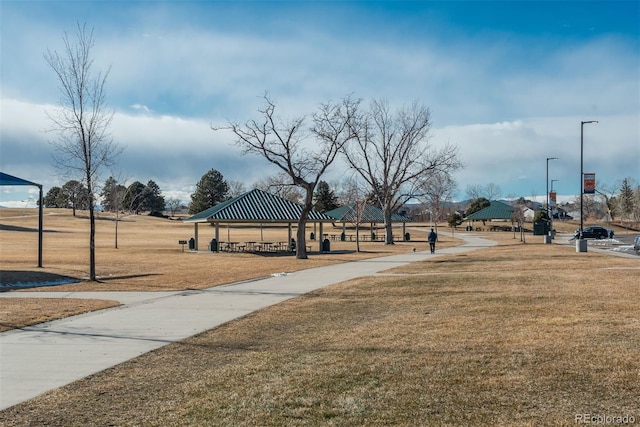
[549,191,557,205]
[584,173,596,194]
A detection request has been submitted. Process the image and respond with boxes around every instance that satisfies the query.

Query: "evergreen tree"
[464,197,491,217]
[100,176,128,213]
[447,211,462,228]
[313,180,339,212]
[61,180,90,216]
[123,181,146,214]
[142,180,165,214]
[100,177,118,212]
[189,169,229,214]
[619,177,635,219]
[44,186,64,208]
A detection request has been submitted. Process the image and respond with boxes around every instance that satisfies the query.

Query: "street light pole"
[578,120,598,252]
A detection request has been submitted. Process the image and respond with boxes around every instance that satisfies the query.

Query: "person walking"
[428,227,438,253]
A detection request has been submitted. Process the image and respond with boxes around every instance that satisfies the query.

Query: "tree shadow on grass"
[0,224,61,233]
[97,273,161,281]
[0,270,81,291]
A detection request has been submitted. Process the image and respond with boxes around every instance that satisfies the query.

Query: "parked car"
[634,236,640,253]
[573,226,612,239]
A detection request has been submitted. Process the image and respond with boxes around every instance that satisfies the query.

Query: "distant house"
[523,207,535,221]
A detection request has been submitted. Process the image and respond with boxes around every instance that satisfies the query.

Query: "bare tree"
[511,200,527,242]
[45,23,122,280]
[418,170,457,227]
[254,173,303,203]
[466,183,501,201]
[338,176,369,252]
[344,99,461,244]
[226,180,247,199]
[166,198,183,217]
[102,176,128,249]
[219,94,359,259]
[485,182,502,200]
[465,184,484,200]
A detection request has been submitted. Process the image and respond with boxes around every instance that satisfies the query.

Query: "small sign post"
[178,240,188,252]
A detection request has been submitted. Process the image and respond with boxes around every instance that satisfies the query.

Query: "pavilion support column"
[194,223,199,250]
[215,223,220,252]
[403,222,406,241]
[38,185,43,267]
[319,222,323,251]
[288,223,293,250]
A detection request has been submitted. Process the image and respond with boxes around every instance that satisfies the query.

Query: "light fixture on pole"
[550,179,559,226]
[546,157,558,220]
[578,120,598,252]
[545,157,558,244]
[550,179,559,216]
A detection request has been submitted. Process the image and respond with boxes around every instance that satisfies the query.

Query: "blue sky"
[1,0,638,207]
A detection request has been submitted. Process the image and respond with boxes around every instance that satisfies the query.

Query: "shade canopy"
[0,172,41,187]
[324,204,412,223]
[0,172,44,267]
[464,200,515,221]
[184,188,335,224]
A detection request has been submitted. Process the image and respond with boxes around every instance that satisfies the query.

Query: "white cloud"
[1,2,637,206]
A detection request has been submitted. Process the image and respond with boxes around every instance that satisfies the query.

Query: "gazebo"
[183,188,335,251]
[0,172,44,267]
[324,203,413,242]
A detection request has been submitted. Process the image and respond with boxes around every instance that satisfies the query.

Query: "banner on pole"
[583,173,596,194]
[549,191,557,206]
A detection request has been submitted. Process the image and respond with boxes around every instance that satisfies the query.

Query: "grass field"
[0,208,456,330]
[1,208,638,425]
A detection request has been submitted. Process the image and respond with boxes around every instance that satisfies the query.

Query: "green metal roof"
[0,172,41,187]
[464,200,515,221]
[184,188,335,223]
[324,204,412,223]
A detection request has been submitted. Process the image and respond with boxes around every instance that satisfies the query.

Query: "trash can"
[533,221,550,236]
[322,238,330,252]
[290,238,296,251]
[371,232,376,241]
[209,238,218,252]
[310,232,315,241]
[188,237,195,250]
[466,225,473,231]
[405,232,410,241]
[340,232,346,241]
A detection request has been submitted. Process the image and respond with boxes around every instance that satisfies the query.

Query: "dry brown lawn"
[1,211,638,426]
[0,208,456,330]
[0,298,119,332]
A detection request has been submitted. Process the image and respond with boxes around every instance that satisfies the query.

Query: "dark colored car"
[573,226,613,239]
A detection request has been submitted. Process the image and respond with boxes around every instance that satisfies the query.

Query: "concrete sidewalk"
[0,234,496,411]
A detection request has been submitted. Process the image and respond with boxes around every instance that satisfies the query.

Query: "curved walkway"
[0,234,496,411]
